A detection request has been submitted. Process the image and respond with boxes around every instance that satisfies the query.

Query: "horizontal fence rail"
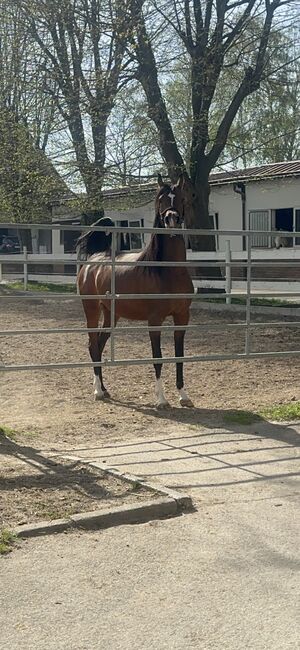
[3,350,300,373]
[1,222,300,373]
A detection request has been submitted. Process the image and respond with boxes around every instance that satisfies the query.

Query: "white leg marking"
[179,387,194,407]
[93,376,105,400]
[155,378,169,408]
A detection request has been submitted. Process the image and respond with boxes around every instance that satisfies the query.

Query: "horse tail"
[76,217,114,258]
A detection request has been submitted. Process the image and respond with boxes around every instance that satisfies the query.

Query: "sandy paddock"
[1,293,300,449]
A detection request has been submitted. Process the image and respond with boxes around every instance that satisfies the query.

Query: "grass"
[259,401,300,422]
[222,401,300,424]
[0,424,36,441]
[0,529,17,555]
[200,296,300,308]
[0,424,20,440]
[223,410,260,425]
[9,280,76,294]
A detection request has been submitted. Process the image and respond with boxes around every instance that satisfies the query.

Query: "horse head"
[154,174,185,231]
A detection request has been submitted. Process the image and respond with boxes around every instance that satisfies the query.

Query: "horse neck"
[161,234,186,261]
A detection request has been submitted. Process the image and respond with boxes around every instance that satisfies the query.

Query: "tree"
[0,0,70,239]
[129,0,296,250]
[215,24,300,167]
[105,83,163,187]
[18,0,130,220]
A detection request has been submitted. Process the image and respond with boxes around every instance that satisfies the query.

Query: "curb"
[66,457,193,511]
[13,458,194,540]
[13,497,177,539]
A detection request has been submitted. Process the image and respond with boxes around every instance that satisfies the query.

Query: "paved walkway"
[62,420,300,506]
[1,421,299,649]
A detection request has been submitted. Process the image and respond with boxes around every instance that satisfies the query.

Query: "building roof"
[209,160,300,185]
[51,160,300,220]
[101,161,300,201]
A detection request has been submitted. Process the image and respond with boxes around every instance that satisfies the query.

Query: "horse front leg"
[149,320,169,409]
[93,307,116,400]
[173,311,194,407]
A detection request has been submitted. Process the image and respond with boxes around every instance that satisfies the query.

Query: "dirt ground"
[0,431,156,528]
[1,293,300,452]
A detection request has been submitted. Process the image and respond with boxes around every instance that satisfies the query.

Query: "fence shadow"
[106,399,300,448]
[0,431,133,499]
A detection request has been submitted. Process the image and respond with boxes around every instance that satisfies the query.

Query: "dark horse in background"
[77,175,194,408]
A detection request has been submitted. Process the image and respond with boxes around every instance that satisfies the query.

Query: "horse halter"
[157,188,184,227]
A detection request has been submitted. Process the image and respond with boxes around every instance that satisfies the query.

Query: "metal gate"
[1,222,300,373]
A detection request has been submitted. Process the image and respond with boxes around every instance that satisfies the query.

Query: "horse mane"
[138,183,180,271]
[76,183,176,268]
[76,217,113,258]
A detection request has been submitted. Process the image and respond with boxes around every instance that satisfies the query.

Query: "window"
[117,219,144,251]
[129,220,143,250]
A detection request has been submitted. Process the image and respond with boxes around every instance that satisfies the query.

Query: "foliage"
[106,83,163,186]
[259,401,300,421]
[9,280,76,293]
[223,410,259,425]
[0,529,17,555]
[127,0,298,247]
[18,0,131,210]
[0,0,299,233]
[0,109,68,223]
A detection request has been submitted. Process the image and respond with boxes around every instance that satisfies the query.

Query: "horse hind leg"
[83,300,110,400]
[93,307,114,400]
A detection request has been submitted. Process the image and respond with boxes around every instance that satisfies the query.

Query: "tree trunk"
[17,228,32,253]
[183,173,221,280]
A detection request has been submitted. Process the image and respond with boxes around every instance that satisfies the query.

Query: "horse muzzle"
[164,211,183,230]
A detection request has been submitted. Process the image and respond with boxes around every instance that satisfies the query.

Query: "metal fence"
[1,222,300,373]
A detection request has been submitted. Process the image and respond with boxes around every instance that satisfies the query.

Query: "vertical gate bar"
[225,240,232,305]
[76,261,80,295]
[23,246,28,291]
[245,233,251,355]
[110,230,116,362]
[0,261,2,282]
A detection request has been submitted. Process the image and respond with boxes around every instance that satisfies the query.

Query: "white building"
[45,160,300,259]
[209,161,300,252]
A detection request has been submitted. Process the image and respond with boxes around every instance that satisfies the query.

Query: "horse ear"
[157,173,164,188]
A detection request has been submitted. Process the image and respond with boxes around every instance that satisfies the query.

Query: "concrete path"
[62,420,300,505]
[1,421,299,650]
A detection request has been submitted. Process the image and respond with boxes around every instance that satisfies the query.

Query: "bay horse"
[77,174,194,408]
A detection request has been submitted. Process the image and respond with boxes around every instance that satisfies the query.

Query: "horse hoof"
[156,401,170,410]
[180,398,194,408]
[94,390,110,401]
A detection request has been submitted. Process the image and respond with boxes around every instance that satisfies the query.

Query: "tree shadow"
[0,430,135,500]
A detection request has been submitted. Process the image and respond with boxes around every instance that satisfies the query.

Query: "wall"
[209,175,300,253]
[209,184,243,251]
[246,176,300,212]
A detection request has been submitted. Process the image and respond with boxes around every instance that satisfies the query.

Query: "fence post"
[23,246,28,291]
[245,234,252,355]
[110,230,116,362]
[225,240,231,305]
[76,262,80,295]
